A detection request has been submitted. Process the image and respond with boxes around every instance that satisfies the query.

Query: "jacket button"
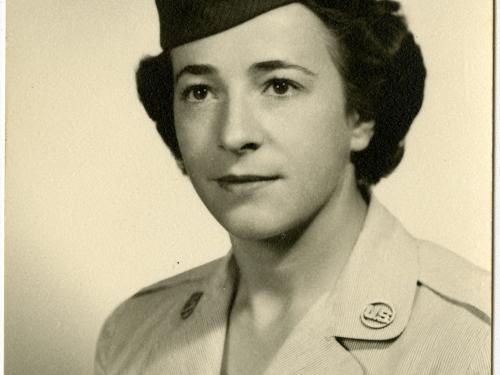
[180,291,204,320]
[361,302,395,329]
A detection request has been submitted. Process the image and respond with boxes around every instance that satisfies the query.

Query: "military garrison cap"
[154,0,381,50]
[155,0,299,50]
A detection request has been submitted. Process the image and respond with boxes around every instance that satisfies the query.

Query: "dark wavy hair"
[136,0,426,190]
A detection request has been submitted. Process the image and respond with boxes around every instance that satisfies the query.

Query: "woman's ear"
[349,113,375,152]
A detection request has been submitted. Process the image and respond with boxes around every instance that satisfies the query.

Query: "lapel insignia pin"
[361,302,395,329]
[180,291,204,320]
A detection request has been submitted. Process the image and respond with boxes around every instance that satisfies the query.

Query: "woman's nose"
[217,95,262,155]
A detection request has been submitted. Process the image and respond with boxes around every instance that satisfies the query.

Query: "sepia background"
[5,1,492,374]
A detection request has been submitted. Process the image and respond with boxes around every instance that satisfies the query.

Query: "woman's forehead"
[170,4,334,72]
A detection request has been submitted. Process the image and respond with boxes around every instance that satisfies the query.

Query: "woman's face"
[171,3,371,240]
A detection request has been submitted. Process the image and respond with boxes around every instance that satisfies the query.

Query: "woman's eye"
[182,85,212,102]
[264,79,301,97]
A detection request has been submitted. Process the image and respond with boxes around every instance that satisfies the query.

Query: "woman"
[95,1,490,374]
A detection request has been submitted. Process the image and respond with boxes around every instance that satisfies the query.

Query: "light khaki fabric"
[95,198,491,374]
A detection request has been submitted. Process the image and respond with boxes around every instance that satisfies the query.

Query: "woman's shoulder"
[416,239,491,324]
[94,256,227,374]
[133,257,225,298]
[112,256,224,320]
[389,241,492,374]
[363,197,490,325]
[106,256,225,322]
[341,236,491,374]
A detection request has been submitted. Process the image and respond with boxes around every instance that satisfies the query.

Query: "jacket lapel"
[328,198,419,341]
[263,197,419,374]
[263,292,364,375]
[143,255,237,375]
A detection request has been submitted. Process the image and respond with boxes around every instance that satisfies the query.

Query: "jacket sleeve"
[466,329,491,375]
[94,310,119,375]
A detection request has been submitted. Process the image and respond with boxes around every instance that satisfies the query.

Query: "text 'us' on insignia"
[361,302,395,329]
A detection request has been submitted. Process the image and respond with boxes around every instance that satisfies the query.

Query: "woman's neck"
[229,167,368,322]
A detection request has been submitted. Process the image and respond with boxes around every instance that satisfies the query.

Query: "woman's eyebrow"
[249,60,317,76]
[174,64,218,83]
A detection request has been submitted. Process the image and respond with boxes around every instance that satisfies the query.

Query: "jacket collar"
[326,197,419,340]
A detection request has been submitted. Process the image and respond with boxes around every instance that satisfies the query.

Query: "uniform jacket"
[95,198,491,374]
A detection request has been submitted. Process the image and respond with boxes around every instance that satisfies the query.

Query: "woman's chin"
[222,221,286,242]
[214,213,284,241]
[215,210,312,243]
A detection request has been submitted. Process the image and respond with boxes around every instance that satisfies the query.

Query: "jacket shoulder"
[105,256,225,327]
[95,257,226,374]
[131,256,225,299]
[417,240,491,322]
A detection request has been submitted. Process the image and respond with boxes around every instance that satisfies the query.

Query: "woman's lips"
[214,174,281,192]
